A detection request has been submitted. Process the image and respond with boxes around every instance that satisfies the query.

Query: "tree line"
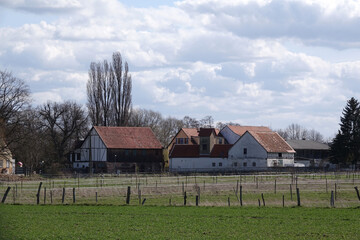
[1,51,357,173]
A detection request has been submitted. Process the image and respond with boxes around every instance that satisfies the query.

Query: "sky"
[1,0,360,139]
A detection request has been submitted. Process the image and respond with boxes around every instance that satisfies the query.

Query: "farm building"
[70,126,163,173]
[286,139,330,167]
[0,139,15,174]
[169,126,295,172]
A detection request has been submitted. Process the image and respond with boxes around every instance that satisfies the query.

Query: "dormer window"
[243,148,247,155]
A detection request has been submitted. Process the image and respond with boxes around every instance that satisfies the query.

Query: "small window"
[202,144,207,151]
[179,138,184,144]
[133,150,137,156]
[234,162,238,167]
[185,138,189,144]
[212,162,216,167]
[219,162,222,167]
[142,150,146,156]
[243,162,247,167]
[219,138,223,144]
[243,148,247,155]
[77,153,81,161]
[252,162,256,167]
[77,163,79,168]
[125,150,129,156]
[278,153,282,158]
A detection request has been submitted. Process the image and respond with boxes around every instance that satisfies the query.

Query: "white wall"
[170,157,230,172]
[220,126,240,144]
[229,132,267,159]
[80,128,107,162]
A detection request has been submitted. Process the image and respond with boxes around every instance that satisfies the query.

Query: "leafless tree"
[39,101,88,167]
[182,116,200,128]
[276,123,324,142]
[199,115,214,128]
[0,70,30,154]
[87,52,132,127]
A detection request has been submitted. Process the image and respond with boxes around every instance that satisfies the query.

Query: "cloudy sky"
[1,0,360,139]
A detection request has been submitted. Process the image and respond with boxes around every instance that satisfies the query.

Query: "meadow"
[1,204,359,239]
[1,172,360,207]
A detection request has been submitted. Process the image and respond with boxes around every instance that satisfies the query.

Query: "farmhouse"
[169,125,295,172]
[71,126,163,173]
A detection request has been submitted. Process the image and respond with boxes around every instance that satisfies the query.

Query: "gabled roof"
[228,125,271,136]
[94,126,162,149]
[286,140,329,150]
[247,131,295,153]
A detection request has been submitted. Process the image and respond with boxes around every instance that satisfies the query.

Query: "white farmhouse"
[169,125,295,172]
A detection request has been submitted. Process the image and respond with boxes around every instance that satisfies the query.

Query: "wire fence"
[1,171,360,207]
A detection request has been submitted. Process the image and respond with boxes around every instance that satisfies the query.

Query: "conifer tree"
[330,97,360,166]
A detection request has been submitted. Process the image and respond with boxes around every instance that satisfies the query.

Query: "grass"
[0,204,359,239]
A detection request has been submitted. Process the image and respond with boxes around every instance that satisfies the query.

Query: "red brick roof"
[228,125,271,136]
[94,126,162,149]
[248,131,295,153]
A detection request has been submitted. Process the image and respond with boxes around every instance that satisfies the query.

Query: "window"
[252,162,256,167]
[77,163,79,168]
[243,162,247,167]
[77,153,81,161]
[185,138,189,144]
[202,144,208,151]
[125,150,129,156]
[133,150,137,156]
[219,162,222,167]
[72,154,75,162]
[212,162,216,167]
[142,150,147,156]
[278,153,282,158]
[219,138,223,144]
[234,162,238,167]
[243,148,247,155]
[179,138,184,144]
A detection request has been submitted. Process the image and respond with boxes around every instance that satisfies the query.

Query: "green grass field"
[1,204,359,239]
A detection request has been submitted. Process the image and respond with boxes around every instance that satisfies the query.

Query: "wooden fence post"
[50,190,53,204]
[184,191,187,206]
[196,195,199,206]
[1,187,11,203]
[62,188,65,204]
[142,198,146,205]
[240,185,243,206]
[73,188,76,203]
[274,179,277,194]
[330,190,334,207]
[44,187,46,204]
[126,186,131,204]
[296,188,300,207]
[261,193,265,206]
[290,184,293,201]
[282,194,285,207]
[36,182,43,205]
[96,192,98,203]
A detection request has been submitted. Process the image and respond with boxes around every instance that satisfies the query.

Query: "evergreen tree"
[330,97,360,166]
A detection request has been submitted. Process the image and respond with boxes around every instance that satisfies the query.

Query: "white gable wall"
[228,132,268,169]
[80,128,107,162]
[220,126,240,144]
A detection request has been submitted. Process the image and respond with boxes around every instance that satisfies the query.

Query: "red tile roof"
[210,144,232,158]
[248,131,295,153]
[94,126,162,149]
[228,125,271,136]
[170,145,199,158]
[170,144,233,158]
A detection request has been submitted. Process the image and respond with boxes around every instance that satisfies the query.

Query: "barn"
[71,126,163,173]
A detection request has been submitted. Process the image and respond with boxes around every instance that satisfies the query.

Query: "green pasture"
[0,204,359,239]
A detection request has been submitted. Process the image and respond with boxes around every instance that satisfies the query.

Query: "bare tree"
[199,115,214,128]
[182,116,200,128]
[0,70,30,153]
[39,101,88,168]
[276,123,324,142]
[87,52,132,127]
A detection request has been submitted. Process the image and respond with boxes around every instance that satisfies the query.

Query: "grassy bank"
[0,204,359,239]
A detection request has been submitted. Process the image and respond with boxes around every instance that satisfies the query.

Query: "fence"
[1,172,360,207]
